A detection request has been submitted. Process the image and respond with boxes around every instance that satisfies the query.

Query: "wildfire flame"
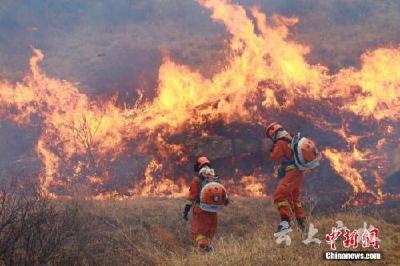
[0,0,399,205]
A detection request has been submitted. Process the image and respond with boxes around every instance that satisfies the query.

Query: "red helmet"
[194,156,211,172]
[197,156,210,167]
[199,182,227,212]
[266,122,283,139]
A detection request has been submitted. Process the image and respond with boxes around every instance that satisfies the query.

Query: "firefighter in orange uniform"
[183,156,228,251]
[266,123,306,235]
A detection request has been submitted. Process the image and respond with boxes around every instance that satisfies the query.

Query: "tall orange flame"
[0,0,398,203]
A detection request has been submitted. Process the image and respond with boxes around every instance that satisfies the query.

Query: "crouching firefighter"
[265,122,320,236]
[182,156,229,251]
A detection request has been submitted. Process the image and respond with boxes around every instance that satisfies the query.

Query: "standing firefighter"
[182,156,229,251]
[265,122,320,236]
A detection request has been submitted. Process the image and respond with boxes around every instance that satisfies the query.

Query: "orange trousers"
[273,169,305,220]
[191,206,217,247]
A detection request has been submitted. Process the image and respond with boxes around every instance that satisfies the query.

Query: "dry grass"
[1,193,398,265]
[74,197,399,266]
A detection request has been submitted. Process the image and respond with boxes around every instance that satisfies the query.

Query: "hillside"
[0,1,399,264]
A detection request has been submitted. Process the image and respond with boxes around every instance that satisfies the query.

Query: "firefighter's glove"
[183,204,191,221]
[277,167,286,179]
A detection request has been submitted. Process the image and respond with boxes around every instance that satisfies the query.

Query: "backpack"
[195,166,221,205]
[199,182,227,212]
[291,133,321,170]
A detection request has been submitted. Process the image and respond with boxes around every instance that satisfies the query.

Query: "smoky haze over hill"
[0,0,399,97]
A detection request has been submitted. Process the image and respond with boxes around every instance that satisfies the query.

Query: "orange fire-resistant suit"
[271,139,305,221]
[186,176,217,248]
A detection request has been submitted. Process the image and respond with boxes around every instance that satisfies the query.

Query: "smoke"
[2,1,399,90]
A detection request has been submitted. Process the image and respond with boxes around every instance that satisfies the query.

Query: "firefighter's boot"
[274,220,291,237]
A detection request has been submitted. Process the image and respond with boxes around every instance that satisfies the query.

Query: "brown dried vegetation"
[0,187,398,265]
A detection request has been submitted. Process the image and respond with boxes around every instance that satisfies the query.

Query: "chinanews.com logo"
[274,220,382,261]
[325,251,381,261]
